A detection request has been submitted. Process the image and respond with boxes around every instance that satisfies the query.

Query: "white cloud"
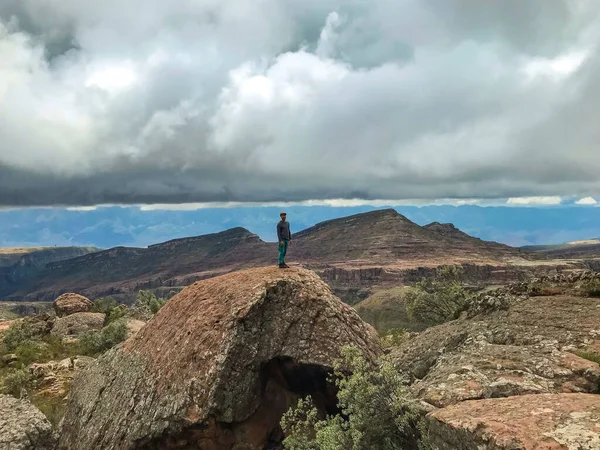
[507,196,563,206]
[576,196,597,205]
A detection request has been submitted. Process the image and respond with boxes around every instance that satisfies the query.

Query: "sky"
[2,204,600,248]
[2,1,600,207]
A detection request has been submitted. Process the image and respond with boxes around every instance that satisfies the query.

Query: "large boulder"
[427,393,600,449]
[51,312,104,337]
[0,394,56,450]
[53,293,93,317]
[59,267,382,450]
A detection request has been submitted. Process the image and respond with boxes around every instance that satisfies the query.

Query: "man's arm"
[277,223,283,243]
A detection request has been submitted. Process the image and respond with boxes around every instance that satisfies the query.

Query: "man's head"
[280,212,287,222]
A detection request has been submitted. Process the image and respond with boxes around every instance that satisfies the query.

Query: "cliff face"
[0,247,98,298]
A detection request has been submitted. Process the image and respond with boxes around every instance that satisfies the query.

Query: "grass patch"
[31,389,70,428]
[355,286,426,333]
[574,350,600,365]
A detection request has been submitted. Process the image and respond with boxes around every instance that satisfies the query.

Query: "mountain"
[0,209,570,302]
[522,238,600,259]
[293,210,522,266]
[10,228,272,301]
[0,247,99,298]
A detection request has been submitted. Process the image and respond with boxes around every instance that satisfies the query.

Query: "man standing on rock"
[277,212,291,268]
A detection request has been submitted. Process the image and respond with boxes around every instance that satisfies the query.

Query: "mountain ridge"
[0,209,576,302]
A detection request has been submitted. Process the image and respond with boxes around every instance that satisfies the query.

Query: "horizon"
[3,204,600,250]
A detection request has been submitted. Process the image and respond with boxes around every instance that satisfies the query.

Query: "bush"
[405,266,469,327]
[78,319,129,356]
[130,290,168,320]
[381,329,408,349]
[580,278,600,298]
[14,340,50,367]
[2,368,34,397]
[3,321,40,352]
[281,346,429,450]
[92,297,118,314]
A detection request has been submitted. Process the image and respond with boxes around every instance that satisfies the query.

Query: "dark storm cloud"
[1,0,599,206]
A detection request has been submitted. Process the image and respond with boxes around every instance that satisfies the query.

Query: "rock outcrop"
[59,267,382,450]
[427,393,600,449]
[392,292,600,407]
[29,356,96,397]
[0,394,56,450]
[53,293,93,317]
[51,312,104,337]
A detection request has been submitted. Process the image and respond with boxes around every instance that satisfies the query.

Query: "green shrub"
[580,278,600,298]
[92,297,118,314]
[3,321,40,352]
[381,329,408,349]
[78,319,128,356]
[405,266,469,327]
[281,346,428,450]
[131,290,168,320]
[2,368,34,397]
[14,340,50,367]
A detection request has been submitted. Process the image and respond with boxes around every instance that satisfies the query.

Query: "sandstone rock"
[53,293,93,317]
[426,393,600,449]
[51,312,104,337]
[59,267,382,450]
[0,394,56,450]
[23,313,55,335]
[392,294,600,408]
[29,356,96,397]
[125,318,146,337]
[0,318,20,334]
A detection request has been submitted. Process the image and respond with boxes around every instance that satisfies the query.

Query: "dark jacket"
[277,220,291,241]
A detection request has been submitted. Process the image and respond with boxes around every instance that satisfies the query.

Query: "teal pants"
[278,239,289,264]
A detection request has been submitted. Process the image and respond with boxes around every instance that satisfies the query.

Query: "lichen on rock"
[58,266,382,450]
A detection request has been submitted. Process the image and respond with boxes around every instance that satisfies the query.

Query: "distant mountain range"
[5,209,596,303]
[4,205,600,249]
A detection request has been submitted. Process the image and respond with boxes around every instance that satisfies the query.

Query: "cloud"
[576,196,597,205]
[1,0,600,206]
[507,196,563,206]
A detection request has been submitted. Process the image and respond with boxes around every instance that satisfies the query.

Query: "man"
[277,212,291,268]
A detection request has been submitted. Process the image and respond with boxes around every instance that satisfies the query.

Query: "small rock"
[51,312,104,337]
[53,293,93,318]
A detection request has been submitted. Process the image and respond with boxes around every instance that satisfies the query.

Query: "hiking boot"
[278,263,287,269]
[283,263,290,268]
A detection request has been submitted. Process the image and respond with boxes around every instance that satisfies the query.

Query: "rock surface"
[392,293,600,407]
[0,394,56,450]
[59,266,382,450]
[52,293,93,317]
[29,356,96,397]
[427,393,600,449]
[51,312,104,337]
[125,318,146,337]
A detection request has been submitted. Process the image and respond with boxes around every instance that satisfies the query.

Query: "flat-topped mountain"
[2,209,543,302]
[0,246,99,298]
[523,238,600,259]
